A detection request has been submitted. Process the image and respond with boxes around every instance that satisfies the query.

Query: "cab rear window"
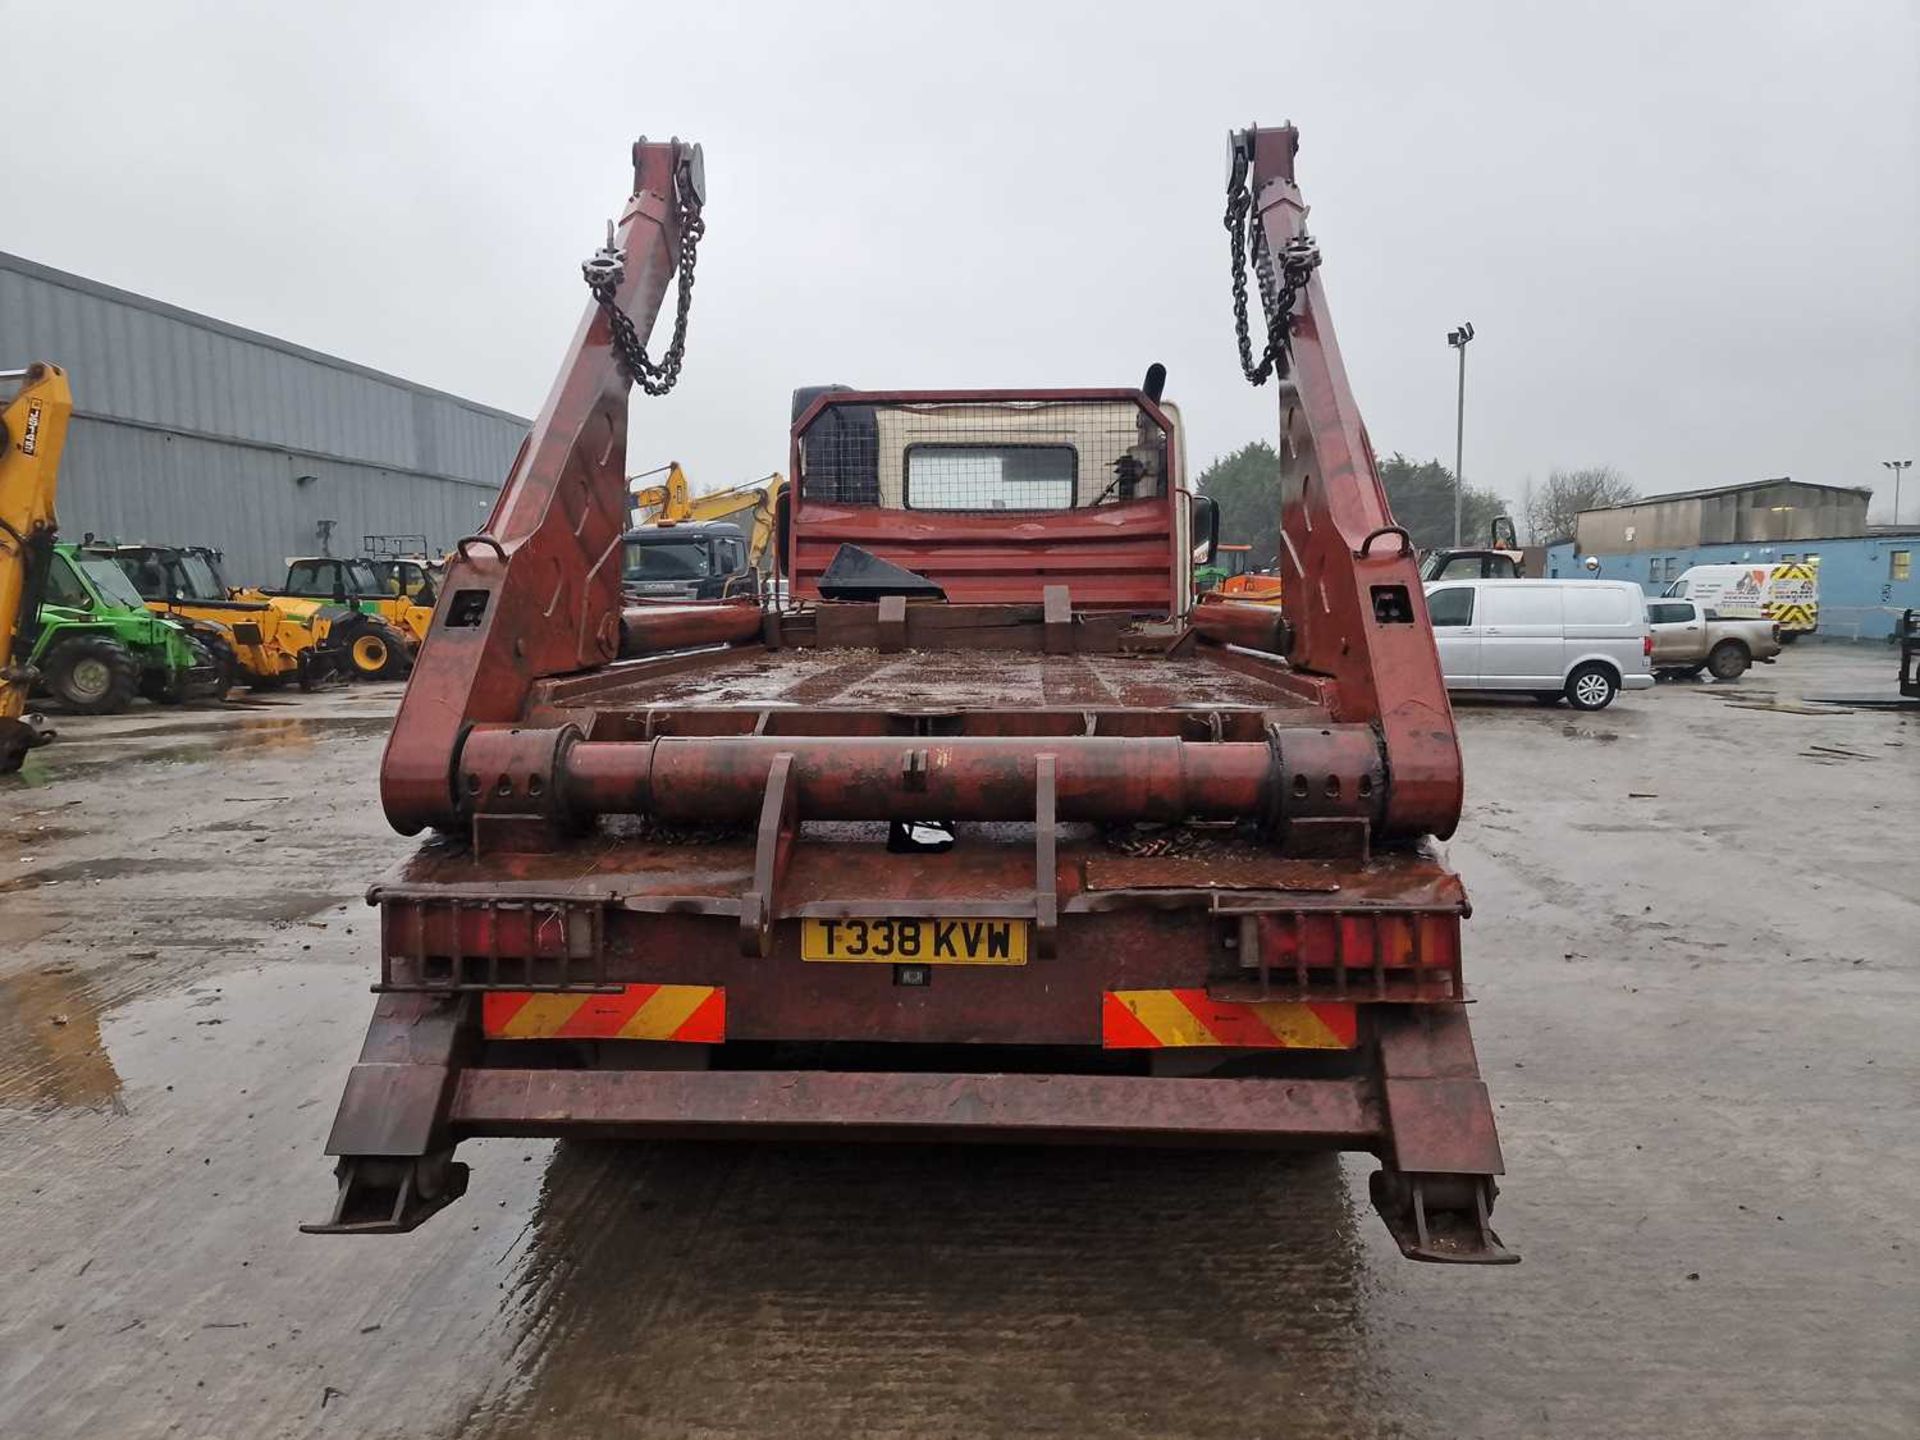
[904,445,1076,511]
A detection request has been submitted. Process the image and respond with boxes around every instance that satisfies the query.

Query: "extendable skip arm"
[1232,125,1464,840]
[305,140,705,1235]
[379,138,705,836]
[1224,126,1509,1260]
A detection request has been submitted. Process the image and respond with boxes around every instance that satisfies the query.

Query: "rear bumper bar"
[451,1067,1379,1146]
[305,992,1515,1261]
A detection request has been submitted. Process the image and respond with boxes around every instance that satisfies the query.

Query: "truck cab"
[622,520,758,601]
[784,384,1212,614]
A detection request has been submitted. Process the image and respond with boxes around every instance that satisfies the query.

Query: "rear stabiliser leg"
[1367,1004,1517,1263]
[303,1151,469,1236]
[1369,1169,1512,1265]
[301,992,476,1235]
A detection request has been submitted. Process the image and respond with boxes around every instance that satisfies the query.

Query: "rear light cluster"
[1220,909,1465,1003]
[1643,634,1654,657]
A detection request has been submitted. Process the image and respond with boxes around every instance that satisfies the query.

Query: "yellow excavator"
[625,462,785,599]
[2,364,71,772]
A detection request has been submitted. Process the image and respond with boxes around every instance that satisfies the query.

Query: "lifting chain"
[1225,140,1321,387]
[582,146,707,397]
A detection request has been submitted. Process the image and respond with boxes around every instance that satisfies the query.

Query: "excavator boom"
[0,362,72,771]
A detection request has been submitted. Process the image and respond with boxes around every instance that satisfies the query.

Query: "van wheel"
[1707,641,1750,681]
[1777,631,1799,645]
[1565,664,1618,710]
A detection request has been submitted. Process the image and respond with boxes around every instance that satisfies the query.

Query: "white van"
[1423,579,1654,710]
[1663,562,1819,639]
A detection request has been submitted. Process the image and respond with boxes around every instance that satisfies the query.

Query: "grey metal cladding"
[1,251,530,586]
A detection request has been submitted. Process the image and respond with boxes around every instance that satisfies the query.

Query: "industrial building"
[1571,478,1873,557]
[1541,477,1913,641]
[1547,529,1917,643]
[1,251,528,586]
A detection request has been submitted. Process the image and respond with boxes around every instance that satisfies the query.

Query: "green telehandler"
[29,542,216,713]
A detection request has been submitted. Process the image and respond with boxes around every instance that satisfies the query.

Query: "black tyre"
[343,620,412,681]
[1777,630,1799,645]
[1564,663,1619,711]
[144,635,221,704]
[43,635,141,715]
[141,660,189,705]
[198,633,239,699]
[1707,640,1750,681]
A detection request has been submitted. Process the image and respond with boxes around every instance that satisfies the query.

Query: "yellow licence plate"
[801,917,1028,965]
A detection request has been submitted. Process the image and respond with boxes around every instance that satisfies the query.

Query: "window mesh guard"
[798,400,1168,513]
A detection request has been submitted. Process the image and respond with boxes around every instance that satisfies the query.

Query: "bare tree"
[1523,466,1637,544]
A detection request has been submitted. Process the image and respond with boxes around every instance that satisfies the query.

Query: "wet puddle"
[0,968,125,1110]
[4,715,393,784]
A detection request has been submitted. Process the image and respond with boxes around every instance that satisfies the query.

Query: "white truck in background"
[1664,562,1819,640]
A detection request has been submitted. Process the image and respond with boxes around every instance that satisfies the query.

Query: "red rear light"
[1643,634,1654,657]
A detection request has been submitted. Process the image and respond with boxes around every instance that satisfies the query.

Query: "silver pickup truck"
[1647,598,1780,680]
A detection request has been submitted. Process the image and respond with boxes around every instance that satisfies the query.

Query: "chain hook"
[583,146,706,397]
[1224,131,1321,388]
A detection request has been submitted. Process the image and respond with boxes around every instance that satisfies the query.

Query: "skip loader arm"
[1238,125,1463,840]
[380,139,704,835]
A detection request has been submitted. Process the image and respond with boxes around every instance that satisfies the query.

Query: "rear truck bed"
[315,605,1509,1263]
[305,127,1514,1263]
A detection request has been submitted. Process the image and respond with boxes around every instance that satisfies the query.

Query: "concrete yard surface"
[0,647,1914,1439]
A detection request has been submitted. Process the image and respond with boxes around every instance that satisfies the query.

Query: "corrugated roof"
[1581,477,1874,515]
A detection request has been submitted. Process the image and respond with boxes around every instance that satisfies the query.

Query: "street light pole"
[1885,459,1913,527]
[1447,323,1475,546]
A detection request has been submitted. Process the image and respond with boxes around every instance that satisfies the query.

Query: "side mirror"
[1189,493,1220,567]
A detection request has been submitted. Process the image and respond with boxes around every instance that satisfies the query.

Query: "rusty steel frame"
[309,124,1513,1264]
[1243,126,1464,842]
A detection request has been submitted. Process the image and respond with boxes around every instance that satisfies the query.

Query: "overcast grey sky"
[9,1,1917,525]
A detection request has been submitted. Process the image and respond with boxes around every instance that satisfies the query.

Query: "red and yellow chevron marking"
[1101,990,1357,1050]
[481,985,725,1042]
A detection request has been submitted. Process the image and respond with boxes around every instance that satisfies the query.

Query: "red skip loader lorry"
[306,125,1513,1264]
